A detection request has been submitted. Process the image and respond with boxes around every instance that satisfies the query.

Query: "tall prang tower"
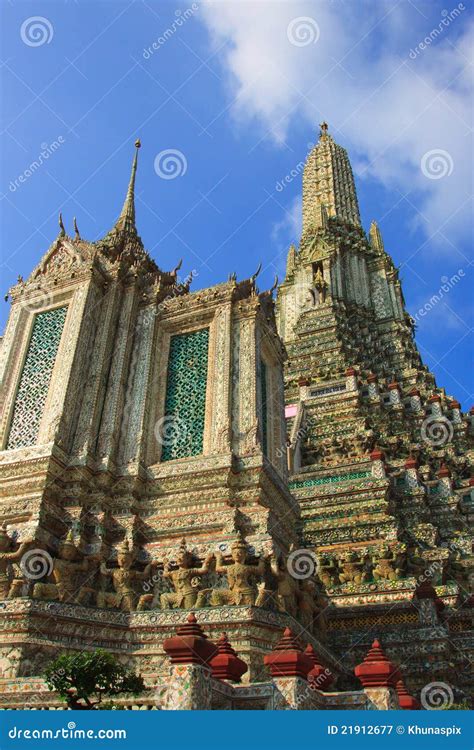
[0,129,471,709]
[276,123,473,694]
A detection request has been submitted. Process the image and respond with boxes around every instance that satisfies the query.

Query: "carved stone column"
[96,283,138,462]
[388,381,402,410]
[437,464,452,497]
[118,305,156,465]
[405,456,420,490]
[235,316,258,456]
[370,448,386,479]
[367,372,380,402]
[345,366,358,392]
[409,388,422,413]
[209,304,232,454]
[71,281,121,458]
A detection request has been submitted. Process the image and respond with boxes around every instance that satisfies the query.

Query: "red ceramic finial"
[217,633,233,651]
[163,613,218,666]
[395,677,421,710]
[437,463,451,478]
[264,628,313,679]
[210,633,248,683]
[354,638,397,688]
[175,612,208,638]
[370,447,384,462]
[305,644,334,691]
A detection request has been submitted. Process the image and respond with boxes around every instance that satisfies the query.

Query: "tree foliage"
[44,650,145,709]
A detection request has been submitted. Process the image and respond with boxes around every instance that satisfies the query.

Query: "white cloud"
[200,0,473,246]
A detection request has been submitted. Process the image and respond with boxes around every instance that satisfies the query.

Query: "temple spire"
[302,121,361,234]
[369,220,385,253]
[114,139,141,234]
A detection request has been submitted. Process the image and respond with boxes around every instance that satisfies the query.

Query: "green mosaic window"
[6,306,68,450]
[289,470,371,489]
[161,328,209,461]
[260,359,268,456]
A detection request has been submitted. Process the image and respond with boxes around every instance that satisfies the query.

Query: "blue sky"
[0,0,472,407]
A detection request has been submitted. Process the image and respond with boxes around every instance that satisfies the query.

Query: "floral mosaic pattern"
[260,359,268,456]
[161,328,209,461]
[289,471,371,489]
[6,306,67,449]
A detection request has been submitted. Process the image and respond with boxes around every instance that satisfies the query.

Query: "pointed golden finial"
[114,139,141,234]
[73,217,80,240]
[369,220,384,253]
[319,121,329,137]
[286,244,296,278]
[58,212,66,237]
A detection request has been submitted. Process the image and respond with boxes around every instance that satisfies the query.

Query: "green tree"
[44,650,145,710]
